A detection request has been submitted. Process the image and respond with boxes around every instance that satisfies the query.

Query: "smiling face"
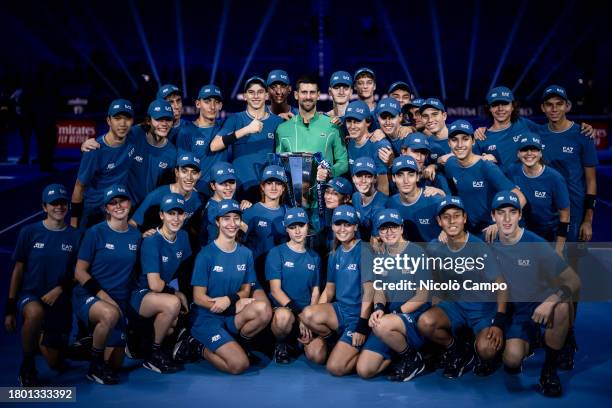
[377,112,401,136]
[437,208,467,238]
[346,118,369,139]
[295,83,319,113]
[332,221,357,243]
[261,180,285,202]
[389,89,411,107]
[379,223,403,245]
[150,117,173,138]
[517,147,542,168]
[324,188,343,209]
[211,179,236,200]
[352,172,375,194]
[541,96,570,123]
[329,84,352,105]
[105,196,131,221]
[448,133,474,160]
[489,101,513,124]
[216,212,241,240]
[161,209,186,233]
[107,114,133,140]
[245,83,268,110]
[268,83,291,105]
[493,206,521,237]
[421,108,446,134]
[175,166,201,192]
[43,200,68,223]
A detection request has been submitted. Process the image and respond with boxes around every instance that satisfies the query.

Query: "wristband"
[492,312,507,331]
[5,298,17,316]
[285,300,303,315]
[221,132,238,146]
[355,317,371,336]
[71,202,84,218]
[83,278,102,296]
[556,285,572,302]
[222,293,240,316]
[374,302,386,312]
[161,285,176,295]
[584,194,596,210]
[556,221,570,238]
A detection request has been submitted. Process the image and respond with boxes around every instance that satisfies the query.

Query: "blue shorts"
[191,307,239,353]
[129,288,151,314]
[362,305,429,360]
[332,302,361,347]
[566,215,588,257]
[437,301,495,336]
[506,302,539,343]
[72,291,127,347]
[18,292,72,349]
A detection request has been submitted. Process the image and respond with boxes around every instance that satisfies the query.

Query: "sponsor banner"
[591,121,609,150]
[56,120,97,148]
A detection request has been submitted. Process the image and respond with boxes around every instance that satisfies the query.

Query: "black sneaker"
[18,363,39,387]
[539,366,562,397]
[443,347,474,379]
[143,350,180,374]
[274,342,291,364]
[473,355,499,377]
[388,351,426,382]
[67,336,93,361]
[172,335,201,364]
[87,361,119,385]
[558,332,577,371]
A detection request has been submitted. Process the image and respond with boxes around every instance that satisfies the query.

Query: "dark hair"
[139,117,153,134]
[295,74,319,91]
[485,101,520,123]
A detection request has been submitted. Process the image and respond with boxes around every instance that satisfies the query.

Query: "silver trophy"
[275,152,317,208]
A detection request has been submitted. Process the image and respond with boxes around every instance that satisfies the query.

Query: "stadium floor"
[0,161,611,407]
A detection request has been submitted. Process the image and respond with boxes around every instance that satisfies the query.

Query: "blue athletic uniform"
[201,198,223,245]
[76,135,133,229]
[351,191,388,242]
[506,163,570,240]
[132,185,203,230]
[347,138,390,176]
[493,229,567,342]
[217,111,283,198]
[168,118,190,145]
[427,234,501,335]
[73,222,141,346]
[265,243,321,310]
[127,125,177,206]
[386,191,443,243]
[476,117,541,170]
[539,123,598,241]
[420,174,452,196]
[129,230,192,313]
[191,242,256,352]
[427,136,451,162]
[13,222,80,348]
[445,157,516,234]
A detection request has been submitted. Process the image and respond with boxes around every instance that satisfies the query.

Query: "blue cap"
[402,132,431,152]
[103,184,130,205]
[376,97,401,117]
[284,207,309,226]
[176,152,201,171]
[324,177,353,195]
[344,100,371,121]
[107,99,134,117]
[518,134,542,150]
[267,70,290,86]
[210,162,236,184]
[157,84,181,100]
[354,67,376,80]
[216,199,242,218]
[374,209,403,233]
[261,165,287,183]
[332,205,358,225]
[392,156,419,174]
[388,81,411,94]
[329,71,353,87]
[437,196,465,216]
[147,99,174,120]
[198,84,222,100]
[352,157,376,175]
[487,86,514,104]
[542,84,568,101]
[448,119,474,138]
[492,190,521,210]
[418,98,445,112]
[407,98,425,108]
[160,193,186,212]
[42,183,69,204]
[244,76,267,91]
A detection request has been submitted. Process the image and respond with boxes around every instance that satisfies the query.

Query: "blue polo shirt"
[136,229,192,289]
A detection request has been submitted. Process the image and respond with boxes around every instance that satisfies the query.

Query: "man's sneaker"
[473,355,500,377]
[388,351,426,382]
[172,335,201,364]
[558,332,577,371]
[539,366,562,397]
[67,336,93,361]
[274,342,291,364]
[18,363,39,387]
[443,347,474,379]
[87,361,119,385]
[143,350,180,374]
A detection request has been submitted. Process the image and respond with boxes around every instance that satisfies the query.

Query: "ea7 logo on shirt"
[535,191,547,198]
[213,266,224,273]
[347,263,357,271]
[562,146,574,154]
[162,256,169,263]
[61,244,73,252]
[176,251,183,259]
[307,264,316,270]
[107,163,116,170]
[105,243,115,250]
[518,259,531,267]
[472,181,484,188]
[513,135,521,143]
[128,244,138,251]
[33,242,45,249]
[284,261,294,268]
[258,221,268,227]
[236,264,246,271]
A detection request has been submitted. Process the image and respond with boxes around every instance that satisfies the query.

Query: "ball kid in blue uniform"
[371,96,412,160]
[5,184,81,387]
[353,67,379,130]
[326,71,353,121]
[267,69,299,119]
[418,98,450,163]
[351,157,388,242]
[266,208,321,363]
[156,84,189,145]
[129,193,192,374]
[73,185,141,385]
[401,133,451,195]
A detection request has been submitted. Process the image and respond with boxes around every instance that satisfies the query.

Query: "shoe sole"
[444,354,474,379]
[142,362,163,374]
[172,341,185,361]
[403,363,426,382]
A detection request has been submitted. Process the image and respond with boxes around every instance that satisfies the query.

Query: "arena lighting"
[512,0,575,93]
[463,0,480,101]
[429,0,446,100]
[85,6,138,90]
[175,0,187,98]
[487,0,528,93]
[128,0,161,87]
[376,1,419,97]
[526,23,597,101]
[230,0,278,99]
[211,0,232,84]
[80,52,121,97]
